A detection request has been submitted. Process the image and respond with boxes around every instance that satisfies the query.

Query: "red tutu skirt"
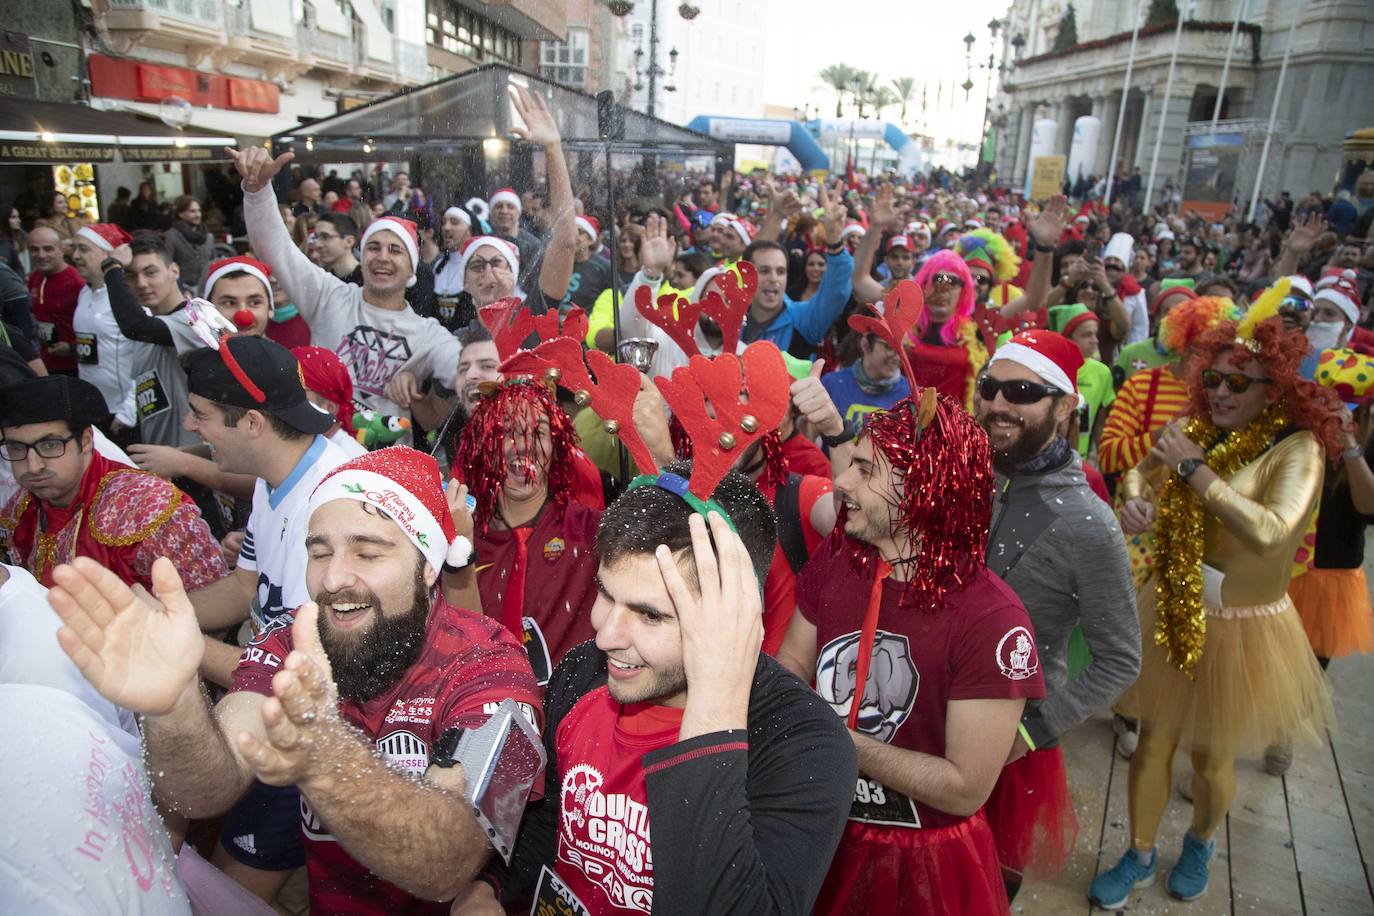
[983,746,1079,882]
[814,813,1008,916]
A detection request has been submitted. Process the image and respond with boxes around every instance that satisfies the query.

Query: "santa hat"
[988,329,1084,402]
[457,235,520,280]
[361,216,420,288]
[292,346,353,428]
[76,223,131,252]
[1073,214,1090,225]
[1103,232,1134,267]
[489,187,522,213]
[442,205,472,227]
[711,212,752,246]
[840,222,865,242]
[887,234,914,252]
[692,265,724,303]
[1283,275,1315,300]
[575,214,601,242]
[909,221,932,238]
[1314,269,1361,325]
[307,446,467,573]
[204,256,274,309]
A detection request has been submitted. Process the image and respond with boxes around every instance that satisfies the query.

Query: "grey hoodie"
[987,451,1140,748]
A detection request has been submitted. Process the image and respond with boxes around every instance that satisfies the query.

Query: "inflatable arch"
[685,116,923,174]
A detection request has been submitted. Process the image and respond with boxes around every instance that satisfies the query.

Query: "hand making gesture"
[639,212,678,278]
[226,145,296,194]
[818,182,847,247]
[1026,194,1069,250]
[509,85,562,149]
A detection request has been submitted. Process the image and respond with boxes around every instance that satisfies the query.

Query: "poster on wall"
[1029,155,1066,201]
[1182,132,1244,221]
[52,163,100,222]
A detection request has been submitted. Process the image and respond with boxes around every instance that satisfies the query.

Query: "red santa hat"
[711,211,753,245]
[988,328,1084,404]
[442,205,472,227]
[575,214,601,242]
[489,187,522,213]
[203,256,274,310]
[307,446,468,573]
[887,234,914,252]
[456,235,520,280]
[76,223,132,252]
[1314,269,1361,325]
[361,216,420,288]
[292,346,353,428]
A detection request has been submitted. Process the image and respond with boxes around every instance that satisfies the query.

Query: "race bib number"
[523,616,553,686]
[436,296,459,325]
[74,333,98,364]
[135,370,170,419]
[848,776,921,828]
[36,321,55,344]
[531,865,590,916]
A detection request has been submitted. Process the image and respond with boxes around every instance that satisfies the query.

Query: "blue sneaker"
[1089,847,1157,909]
[1167,831,1215,901]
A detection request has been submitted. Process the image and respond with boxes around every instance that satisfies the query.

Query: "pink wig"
[912,250,976,346]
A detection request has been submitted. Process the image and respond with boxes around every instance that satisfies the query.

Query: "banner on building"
[1030,155,1066,201]
[1182,132,1244,221]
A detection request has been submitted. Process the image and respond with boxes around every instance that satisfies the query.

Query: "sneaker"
[1166,831,1215,901]
[1264,744,1292,777]
[1113,714,1139,760]
[1089,847,1157,910]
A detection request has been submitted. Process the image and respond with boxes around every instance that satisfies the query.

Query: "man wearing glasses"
[0,374,227,591]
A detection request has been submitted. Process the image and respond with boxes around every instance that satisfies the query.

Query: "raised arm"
[514,88,577,304]
[102,254,174,346]
[1001,195,1068,318]
[617,213,676,341]
[1271,214,1324,281]
[756,180,804,245]
[791,187,854,346]
[850,183,896,305]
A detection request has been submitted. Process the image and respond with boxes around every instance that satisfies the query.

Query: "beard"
[983,407,1059,475]
[607,659,688,706]
[316,561,432,703]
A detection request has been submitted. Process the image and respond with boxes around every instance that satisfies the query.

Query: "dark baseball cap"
[182,336,334,435]
[0,374,109,429]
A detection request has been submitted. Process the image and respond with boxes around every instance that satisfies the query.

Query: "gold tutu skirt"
[1289,567,1374,659]
[1134,589,1335,758]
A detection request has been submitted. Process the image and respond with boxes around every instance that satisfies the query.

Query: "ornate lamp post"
[610,0,698,117]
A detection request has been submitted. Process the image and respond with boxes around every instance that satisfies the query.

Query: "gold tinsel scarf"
[1152,402,1291,675]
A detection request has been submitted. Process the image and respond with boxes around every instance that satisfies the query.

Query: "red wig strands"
[911,250,976,346]
[1186,318,1347,460]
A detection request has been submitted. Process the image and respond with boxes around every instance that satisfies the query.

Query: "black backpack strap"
[775,473,809,574]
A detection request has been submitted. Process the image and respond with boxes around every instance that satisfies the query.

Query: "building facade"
[992,0,1374,206]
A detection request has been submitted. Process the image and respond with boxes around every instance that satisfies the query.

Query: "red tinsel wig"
[841,391,993,610]
[1185,317,1346,459]
[911,250,976,346]
[453,380,579,532]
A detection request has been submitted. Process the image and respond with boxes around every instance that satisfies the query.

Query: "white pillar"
[1012,104,1034,185]
[1096,94,1119,177]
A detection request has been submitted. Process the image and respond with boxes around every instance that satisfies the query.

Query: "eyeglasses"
[1278,295,1311,313]
[973,274,993,287]
[466,257,512,276]
[977,376,1061,405]
[1,435,76,461]
[1104,261,1125,272]
[930,272,964,288]
[1200,369,1272,393]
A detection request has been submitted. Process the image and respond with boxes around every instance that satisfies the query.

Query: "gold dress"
[1123,431,1335,757]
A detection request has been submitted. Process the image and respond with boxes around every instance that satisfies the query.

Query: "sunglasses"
[1200,369,1272,393]
[1278,295,1311,313]
[930,272,964,288]
[973,274,993,286]
[977,376,1062,405]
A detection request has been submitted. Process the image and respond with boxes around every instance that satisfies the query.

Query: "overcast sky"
[761,0,1013,146]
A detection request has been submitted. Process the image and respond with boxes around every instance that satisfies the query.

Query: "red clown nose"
[233,309,256,329]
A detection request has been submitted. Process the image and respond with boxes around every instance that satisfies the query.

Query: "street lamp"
[612,0,698,117]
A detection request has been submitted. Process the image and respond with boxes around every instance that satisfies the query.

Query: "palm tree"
[890,77,917,126]
[818,63,859,118]
[852,70,879,118]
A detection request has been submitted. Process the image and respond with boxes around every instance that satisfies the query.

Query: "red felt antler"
[699,261,757,355]
[635,286,702,358]
[584,350,658,475]
[479,298,537,361]
[528,306,588,348]
[971,302,1044,355]
[847,279,924,393]
[654,340,790,498]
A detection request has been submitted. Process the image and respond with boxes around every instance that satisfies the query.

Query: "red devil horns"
[654,340,790,498]
[847,279,924,394]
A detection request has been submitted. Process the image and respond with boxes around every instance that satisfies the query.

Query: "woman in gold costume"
[1090,283,1344,908]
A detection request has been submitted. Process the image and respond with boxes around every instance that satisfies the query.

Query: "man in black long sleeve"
[463,464,857,915]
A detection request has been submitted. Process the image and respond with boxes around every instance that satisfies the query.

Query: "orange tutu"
[1289,567,1374,659]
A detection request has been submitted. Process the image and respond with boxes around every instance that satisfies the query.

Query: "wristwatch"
[1033,240,1055,253]
[822,420,857,449]
[1176,458,1205,479]
[1342,445,1364,463]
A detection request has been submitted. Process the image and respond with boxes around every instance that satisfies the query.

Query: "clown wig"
[957,229,1020,284]
[912,250,977,346]
[1160,295,1241,356]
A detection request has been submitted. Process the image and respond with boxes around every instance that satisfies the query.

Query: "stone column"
[1053,99,1074,156]
[1133,89,1154,172]
[1097,93,1120,178]
[1012,104,1033,185]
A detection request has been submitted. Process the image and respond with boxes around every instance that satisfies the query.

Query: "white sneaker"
[1114,714,1139,759]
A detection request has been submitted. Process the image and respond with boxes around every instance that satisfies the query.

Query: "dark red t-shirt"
[231,600,541,916]
[265,313,312,350]
[781,432,831,479]
[758,473,833,655]
[476,501,601,686]
[27,265,83,372]
[553,687,683,915]
[796,538,1045,829]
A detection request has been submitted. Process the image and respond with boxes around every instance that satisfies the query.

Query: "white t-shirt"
[329,427,368,459]
[237,435,350,631]
[73,283,138,418]
[0,684,190,915]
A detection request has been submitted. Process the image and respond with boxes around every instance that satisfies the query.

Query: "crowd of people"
[1,84,1372,916]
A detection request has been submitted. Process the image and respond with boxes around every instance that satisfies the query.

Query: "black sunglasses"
[977,376,1061,405]
[1200,369,1272,393]
[930,272,964,288]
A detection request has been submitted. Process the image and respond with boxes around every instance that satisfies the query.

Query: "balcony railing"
[105,0,225,29]
[393,38,429,85]
[298,21,354,65]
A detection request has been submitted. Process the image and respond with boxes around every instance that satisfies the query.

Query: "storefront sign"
[1182,132,1245,222]
[0,31,36,100]
[120,144,224,162]
[0,140,116,164]
[89,54,279,113]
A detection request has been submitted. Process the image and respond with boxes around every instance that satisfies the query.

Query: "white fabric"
[620,270,746,379]
[989,341,1078,395]
[443,206,472,226]
[329,427,369,458]
[237,435,350,631]
[1122,288,1150,345]
[488,189,521,213]
[1285,275,1314,299]
[432,252,464,297]
[1104,232,1134,267]
[305,466,448,571]
[76,225,115,252]
[456,235,519,280]
[575,216,599,241]
[1314,288,1359,325]
[74,284,138,419]
[362,217,419,288]
[0,684,190,915]
[202,261,273,308]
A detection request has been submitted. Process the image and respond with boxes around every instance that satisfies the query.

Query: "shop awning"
[0,98,236,164]
[109,101,302,143]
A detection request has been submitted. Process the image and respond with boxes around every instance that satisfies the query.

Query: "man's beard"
[316,562,432,703]
[984,408,1059,475]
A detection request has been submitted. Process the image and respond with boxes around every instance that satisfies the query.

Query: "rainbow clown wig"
[1159,295,1241,356]
[957,229,1021,284]
[912,250,977,345]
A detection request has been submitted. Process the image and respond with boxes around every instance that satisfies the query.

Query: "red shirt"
[27,265,83,372]
[476,501,601,685]
[797,539,1045,829]
[231,601,541,916]
[266,313,312,350]
[553,687,683,914]
[781,432,831,478]
[758,474,833,655]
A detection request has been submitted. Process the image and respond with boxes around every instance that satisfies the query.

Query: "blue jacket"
[742,250,854,351]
